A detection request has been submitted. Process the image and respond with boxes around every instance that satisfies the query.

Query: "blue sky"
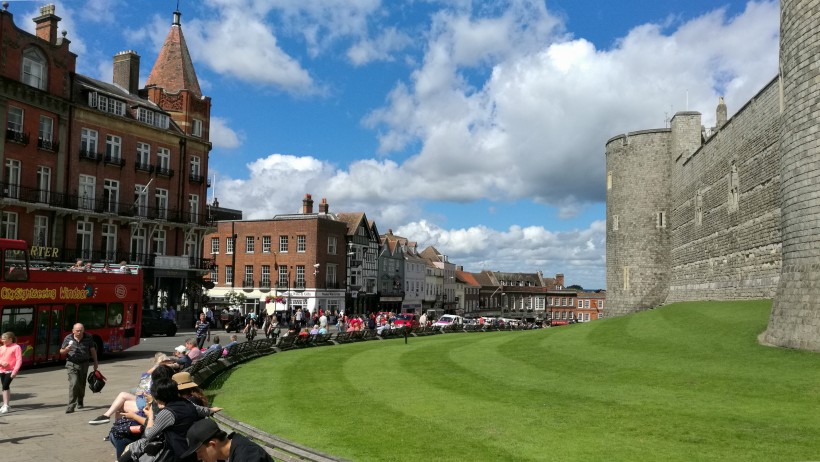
[15,1,779,289]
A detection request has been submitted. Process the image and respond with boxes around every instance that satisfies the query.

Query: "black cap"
[181,418,221,458]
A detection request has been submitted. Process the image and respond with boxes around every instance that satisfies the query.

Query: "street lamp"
[501,292,506,320]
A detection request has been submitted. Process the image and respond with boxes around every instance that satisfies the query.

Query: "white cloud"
[347,27,412,66]
[209,117,243,149]
[362,0,778,208]
[395,219,607,289]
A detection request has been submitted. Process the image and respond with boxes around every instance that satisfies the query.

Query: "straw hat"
[172,371,198,390]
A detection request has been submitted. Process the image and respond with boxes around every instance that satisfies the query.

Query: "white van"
[433,314,463,327]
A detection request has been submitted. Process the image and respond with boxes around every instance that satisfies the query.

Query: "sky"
[14,0,779,289]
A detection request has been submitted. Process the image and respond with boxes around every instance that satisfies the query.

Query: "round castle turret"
[606,112,701,316]
[762,0,820,350]
[605,128,671,315]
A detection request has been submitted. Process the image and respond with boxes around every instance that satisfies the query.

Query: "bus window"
[78,303,106,329]
[63,304,77,330]
[1,306,34,336]
[108,303,124,327]
[4,248,28,281]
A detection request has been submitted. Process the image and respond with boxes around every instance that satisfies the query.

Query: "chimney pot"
[33,4,61,45]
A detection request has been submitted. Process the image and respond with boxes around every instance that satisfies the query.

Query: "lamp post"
[501,292,506,321]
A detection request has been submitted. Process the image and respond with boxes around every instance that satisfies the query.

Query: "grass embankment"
[208,300,820,461]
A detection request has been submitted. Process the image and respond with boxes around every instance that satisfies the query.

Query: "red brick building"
[0,5,212,315]
[206,195,349,316]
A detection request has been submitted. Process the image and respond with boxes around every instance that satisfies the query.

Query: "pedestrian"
[182,417,274,462]
[195,312,210,349]
[59,323,99,413]
[0,331,23,413]
[166,305,177,322]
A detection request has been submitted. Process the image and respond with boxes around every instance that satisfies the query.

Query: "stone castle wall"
[668,79,782,302]
[606,79,782,313]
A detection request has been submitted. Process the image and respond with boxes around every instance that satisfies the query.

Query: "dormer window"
[22,48,47,90]
[137,107,170,129]
[88,92,126,116]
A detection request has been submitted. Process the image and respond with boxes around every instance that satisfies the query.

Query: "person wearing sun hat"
[172,371,208,406]
[182,418,273,462]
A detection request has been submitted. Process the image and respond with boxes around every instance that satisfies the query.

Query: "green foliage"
[566,284,584,291]
[223,290,246,310]
[209,300,820,461]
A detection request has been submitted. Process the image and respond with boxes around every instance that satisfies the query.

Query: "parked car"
[142,310,177,337]
[433,314,463,327]
[393,313,420,329]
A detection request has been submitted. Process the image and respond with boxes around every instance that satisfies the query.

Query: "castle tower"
[605,129,672,315]
[762,0,820,350]
[605,111,702,316]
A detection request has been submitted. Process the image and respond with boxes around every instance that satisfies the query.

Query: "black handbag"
[87,369,107,393]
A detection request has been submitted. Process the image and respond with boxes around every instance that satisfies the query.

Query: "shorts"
[0,372,13,391]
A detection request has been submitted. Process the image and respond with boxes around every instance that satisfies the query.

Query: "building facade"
[206,195,348,316]
[0,6,212,316]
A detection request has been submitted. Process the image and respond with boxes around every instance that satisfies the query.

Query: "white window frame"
[7,107,23,134]
[226,236,234,254]
[38,115,53,145]
[1,212,18,239]
[262,236,271,253]
[155,188,168,220]
[81,128,98,155]
[297,235,306,252]
[211,237,219,254]
[76,221,93,260]
[106,135,122,161]
[157,148,170,171]
[79,174,96,210]
[4,159,20,199]
[328,236,337,254]
[190,156,201,176]
[101,223,117,261]
[131,227,147,260]
[192,118,203,137]
[22,47,46,90]
[153,229,166,255]
[188,194,199,223]
[137,142,151,167]
[134,184,149,217]
[279,235,289,253]
[33,215,49,247]
[225,266,233,285]
[103,179,119,213]
[246,236,255,253]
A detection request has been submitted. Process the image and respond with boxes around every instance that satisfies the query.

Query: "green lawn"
[207,300,820,461]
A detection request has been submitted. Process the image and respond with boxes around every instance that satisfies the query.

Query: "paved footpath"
[0,333,190,462]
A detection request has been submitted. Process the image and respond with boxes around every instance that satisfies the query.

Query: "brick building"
[0,5,212,315]
[206,195,349,316]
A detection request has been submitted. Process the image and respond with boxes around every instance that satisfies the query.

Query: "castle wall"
[667,79,782,302]
[605,130,671,316]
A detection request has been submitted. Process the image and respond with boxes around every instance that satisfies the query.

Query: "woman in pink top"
[0,331,23,414]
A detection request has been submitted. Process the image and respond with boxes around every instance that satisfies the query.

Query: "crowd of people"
[80,335,273,461]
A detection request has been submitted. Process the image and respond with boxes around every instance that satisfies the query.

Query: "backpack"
[87,369,107,393]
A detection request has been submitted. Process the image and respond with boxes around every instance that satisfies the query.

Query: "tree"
[224,290,247,311]
[567,284,584,291]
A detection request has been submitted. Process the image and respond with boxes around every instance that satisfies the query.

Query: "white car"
[433,315,463,327]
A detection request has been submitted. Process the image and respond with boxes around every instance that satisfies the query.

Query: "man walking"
[195,312,211,349]
[59,323,98,413]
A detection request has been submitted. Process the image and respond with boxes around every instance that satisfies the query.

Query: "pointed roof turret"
[145,10,202,98]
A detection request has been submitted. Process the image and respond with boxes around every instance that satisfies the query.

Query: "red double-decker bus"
[0,238,143,366]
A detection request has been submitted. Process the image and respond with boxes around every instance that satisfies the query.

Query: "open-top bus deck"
[0,238,143,366]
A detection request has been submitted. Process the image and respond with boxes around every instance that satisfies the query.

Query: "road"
[0,329,201,462]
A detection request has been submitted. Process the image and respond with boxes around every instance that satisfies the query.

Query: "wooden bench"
[332,331,352,344]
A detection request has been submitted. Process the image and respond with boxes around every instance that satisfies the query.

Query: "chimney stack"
[113,51,141,94]
[555,273,565,289]
[33,4,60,45]
[318,198,329,214]
[302,194,314,214]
